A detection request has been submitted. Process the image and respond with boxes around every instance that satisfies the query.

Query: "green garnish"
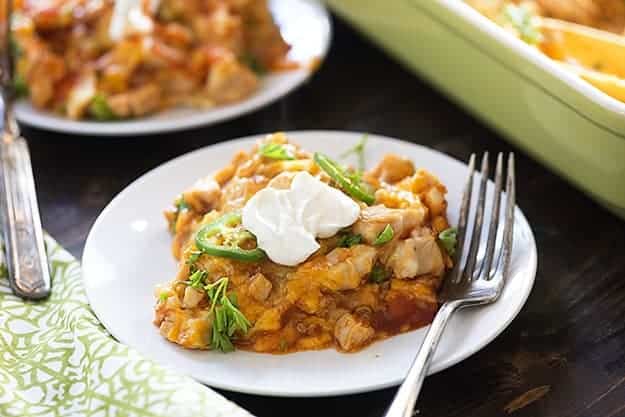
[337,233,362,248]
[88,94,117,121]
[258,143,295,160]
[170,196,190,233]
[205,277,251,352]
[10,37,22,59]
[340,134,368,172]
[241,53,267,75]
[12,73,28,98]
[438,227,457,256]
[186,250,202,265]
[176,197,190,211]
[186,269,207,290]
[195,212,266,262]
[369,264,389,284]
[373,224,394,245]
[313,152,375,205]
[502,4,543,45]
[158,292,169,303]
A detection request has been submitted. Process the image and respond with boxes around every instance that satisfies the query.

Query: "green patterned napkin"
[0,236,253,417]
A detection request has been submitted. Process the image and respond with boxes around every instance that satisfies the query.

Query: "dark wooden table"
[22,16,625,417]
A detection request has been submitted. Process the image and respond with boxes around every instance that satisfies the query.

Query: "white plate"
[15,0,330,136]
[82,131,537,397]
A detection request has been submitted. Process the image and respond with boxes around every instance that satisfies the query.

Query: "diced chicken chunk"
[386,235,445,279]
[248,273,272,302]
[353,205,425,244]
[206,57,258,104]
[268,171,297,189]
[253,306,285,332]
[182,287,205,308]
[183,176,222,213]
[334,313,374,351]
[314,245,377,291]
[66,72,97,119]
[107,83,161,117]
[369,154,415,183]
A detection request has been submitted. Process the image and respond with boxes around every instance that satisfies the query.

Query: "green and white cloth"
[0,236,252,417]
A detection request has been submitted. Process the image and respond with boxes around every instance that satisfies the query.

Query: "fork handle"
[0,133,50,299]
[384,301,460,417]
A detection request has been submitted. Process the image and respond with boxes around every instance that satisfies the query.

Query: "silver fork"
[384,152,516,417]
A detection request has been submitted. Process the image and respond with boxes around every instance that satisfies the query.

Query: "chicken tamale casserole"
[154,133,457,353]
[467,0,625,103]
[11,0,291,120]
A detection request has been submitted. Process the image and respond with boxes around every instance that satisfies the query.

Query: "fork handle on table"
[384,302,459,417]
[0,132,50,299]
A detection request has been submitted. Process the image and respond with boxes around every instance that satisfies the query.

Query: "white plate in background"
[15,0,331,136]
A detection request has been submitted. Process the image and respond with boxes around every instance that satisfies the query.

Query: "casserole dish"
[325,0,625,218]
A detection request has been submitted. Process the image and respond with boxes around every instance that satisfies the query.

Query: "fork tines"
[449,152,515,287]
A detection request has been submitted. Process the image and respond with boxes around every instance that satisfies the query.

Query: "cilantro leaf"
[340,134,368,171]
[337,233,362,248]
[369,264,389,283]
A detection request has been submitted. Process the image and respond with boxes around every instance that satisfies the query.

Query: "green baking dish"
[325,0,625,218]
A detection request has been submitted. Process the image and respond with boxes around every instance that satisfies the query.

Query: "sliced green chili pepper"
[195,212,266,262]
[313,152,375,205]
[373,224,394,245]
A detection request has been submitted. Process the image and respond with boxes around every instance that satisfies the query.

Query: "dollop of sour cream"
[242,171,361,266]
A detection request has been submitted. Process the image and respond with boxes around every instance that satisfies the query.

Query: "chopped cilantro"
[88,94,117,121]
[337,233,362,248]
[12,74,28,98]
[369,264,389,284]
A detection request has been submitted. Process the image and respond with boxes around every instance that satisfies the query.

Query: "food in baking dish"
[153,133,456,353]
[11,0,291,120]
[467,0,625,103]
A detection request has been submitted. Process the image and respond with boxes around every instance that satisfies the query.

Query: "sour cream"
[242,171,361,266]
[109,0,159,41]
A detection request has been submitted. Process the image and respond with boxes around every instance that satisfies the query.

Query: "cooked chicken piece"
[220,176,269,211]
[182,287,205,308]
[178,316,211,349]
[192,7,244,54]
[369,154,416,184]
[267,171,297,189]
[423,186,446,217]
[353,205,426,244]
[66,71,97,119]
[334,313,374,351]
[206,56,258,104]
[386,234,445,279]
[107,84,161,117]
[301,245,377,291]
[183,176,222,213]
[248,273,272,302]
